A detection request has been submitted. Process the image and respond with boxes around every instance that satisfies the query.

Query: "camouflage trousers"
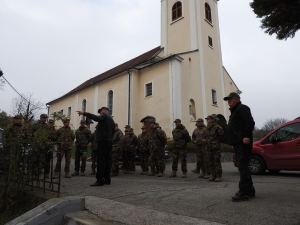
[172,148,187,173]
[30,148,46,175]
[74,146,88,172]
[139,151,150,172]
[196,145,210,175]
[123,151,135,171]
[54,148,71,173]
[111,148,120,174]
[90,150,97,169]
[149,149,165,173]
[208,148,222,177]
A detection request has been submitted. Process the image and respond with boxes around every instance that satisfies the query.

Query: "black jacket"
[228,101,255,145]
[83,112,115,142]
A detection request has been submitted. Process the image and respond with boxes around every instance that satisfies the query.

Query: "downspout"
[46,104,50,122]
[127,70,131,125]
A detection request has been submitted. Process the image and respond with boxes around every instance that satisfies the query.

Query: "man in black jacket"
[77,107,115,186]
[224,92,255,201]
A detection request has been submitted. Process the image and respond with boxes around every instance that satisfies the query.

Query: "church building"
[47,0,240,137]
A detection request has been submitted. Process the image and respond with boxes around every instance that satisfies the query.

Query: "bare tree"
[11,93,45,124]
[261,118,289,134]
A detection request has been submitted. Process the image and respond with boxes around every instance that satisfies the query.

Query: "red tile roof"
[48,46,162,104]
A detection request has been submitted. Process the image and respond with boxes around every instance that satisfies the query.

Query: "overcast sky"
[0,0,299,129]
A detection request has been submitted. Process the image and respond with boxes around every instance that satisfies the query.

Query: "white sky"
[0,0,299,128]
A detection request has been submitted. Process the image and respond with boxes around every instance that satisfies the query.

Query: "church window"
[208,36,213,47]
[108,90,113,115]
[189,99,196,121]
[205,3,212,24]
[172,2,182,21]
[211,89,217,105]
[68,106,71,117]
[145,82,153,97]
[81,99,86,120]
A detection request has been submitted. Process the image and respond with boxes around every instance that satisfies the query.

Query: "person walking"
[223,92,255,201]
[76,107,115,186]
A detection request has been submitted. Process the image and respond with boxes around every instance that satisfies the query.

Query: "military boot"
[90,168,96,175]
[208,175,216,181]
[143,171,148,175]
[65,172,71,178]
[147,171,155,176]
[182,173,187,178]
[72,171,79,176]
[215,176,222,182]
[198,173,205,178]
[157,172,163,177]
[53,172,59,179]
[203,174,210,179]
[191,169,200,174]
[81,172,85,176]
[169,170,177,177]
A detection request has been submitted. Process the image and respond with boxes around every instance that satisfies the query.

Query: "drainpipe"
[46,104,50,122]
[127,70,131,125]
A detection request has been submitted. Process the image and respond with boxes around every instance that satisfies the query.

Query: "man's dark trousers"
[233,143,254,194]
[96,140,112,184]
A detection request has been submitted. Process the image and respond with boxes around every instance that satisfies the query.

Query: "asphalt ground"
[58,159,300,225]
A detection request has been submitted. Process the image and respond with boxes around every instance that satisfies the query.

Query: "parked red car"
[233,117,300,174]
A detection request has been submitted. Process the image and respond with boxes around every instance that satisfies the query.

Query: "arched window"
[108,90,113,115]
[172,1,182,21]
[81,99,86,120]
[189,99,196,121]
[205,3,212,23]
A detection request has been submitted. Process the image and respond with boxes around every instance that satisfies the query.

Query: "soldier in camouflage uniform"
[204,115,224,182]
[137,126,150,175]
[191,118,210,179]
[111,123,123,176]
[72,120,91,176]
[170,119,191,178]
[2,115,28,176]
[147,118,167,177]
[30,114,53,179]
[90,128,97,175]
[53,118,75,179]
[121,128,137,174]
[45,118,57,178]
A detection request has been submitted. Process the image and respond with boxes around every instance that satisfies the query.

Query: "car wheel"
[268,170,281,174]
[249,155,266,175]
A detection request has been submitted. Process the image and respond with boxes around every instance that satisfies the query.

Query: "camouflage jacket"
[57,126,75,150]
[90,131,97,151]
[75,126,91,147]
[30,121,54,149]
[121,134,137,152]
[192,125,207,146]
[2,124,28,149]
[172,124,191,149]
[149,127,167,152]
[204,123,224,150]
[112,129,124,149]
[137,132,150,152]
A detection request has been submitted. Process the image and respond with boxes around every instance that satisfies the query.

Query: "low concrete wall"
[6,196,84,225]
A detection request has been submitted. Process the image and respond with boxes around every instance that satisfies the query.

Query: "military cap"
[223,92,240,101]
[80,120,86,124]
[40,114,48,118]
[196,118,204,122]
[140,116,156,123]
[205,115,216,122]
[98,107,109,113]
[174,119,181,123]
[124,125,131,128]
[141,125,147,129]
[13,115,22,119]
[62,118,70,123]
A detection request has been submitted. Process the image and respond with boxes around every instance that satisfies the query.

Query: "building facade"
[47,0,240,137]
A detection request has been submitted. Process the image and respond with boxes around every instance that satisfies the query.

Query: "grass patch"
[166,140,233,152]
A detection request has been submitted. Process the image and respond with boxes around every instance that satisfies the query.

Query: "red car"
[233,117,300,174]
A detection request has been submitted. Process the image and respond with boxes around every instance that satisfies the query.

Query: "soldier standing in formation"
[137,125,150,175]
[53,118,75,179]
[111,123,123,176]
[147,118,167,177]
[72,120,91,176]
[204,115,224,182]
[121,128,137,174]
[169,119,191,178]
[45,118,57,178]
[90,127,97,175]
[191,118,210,179]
